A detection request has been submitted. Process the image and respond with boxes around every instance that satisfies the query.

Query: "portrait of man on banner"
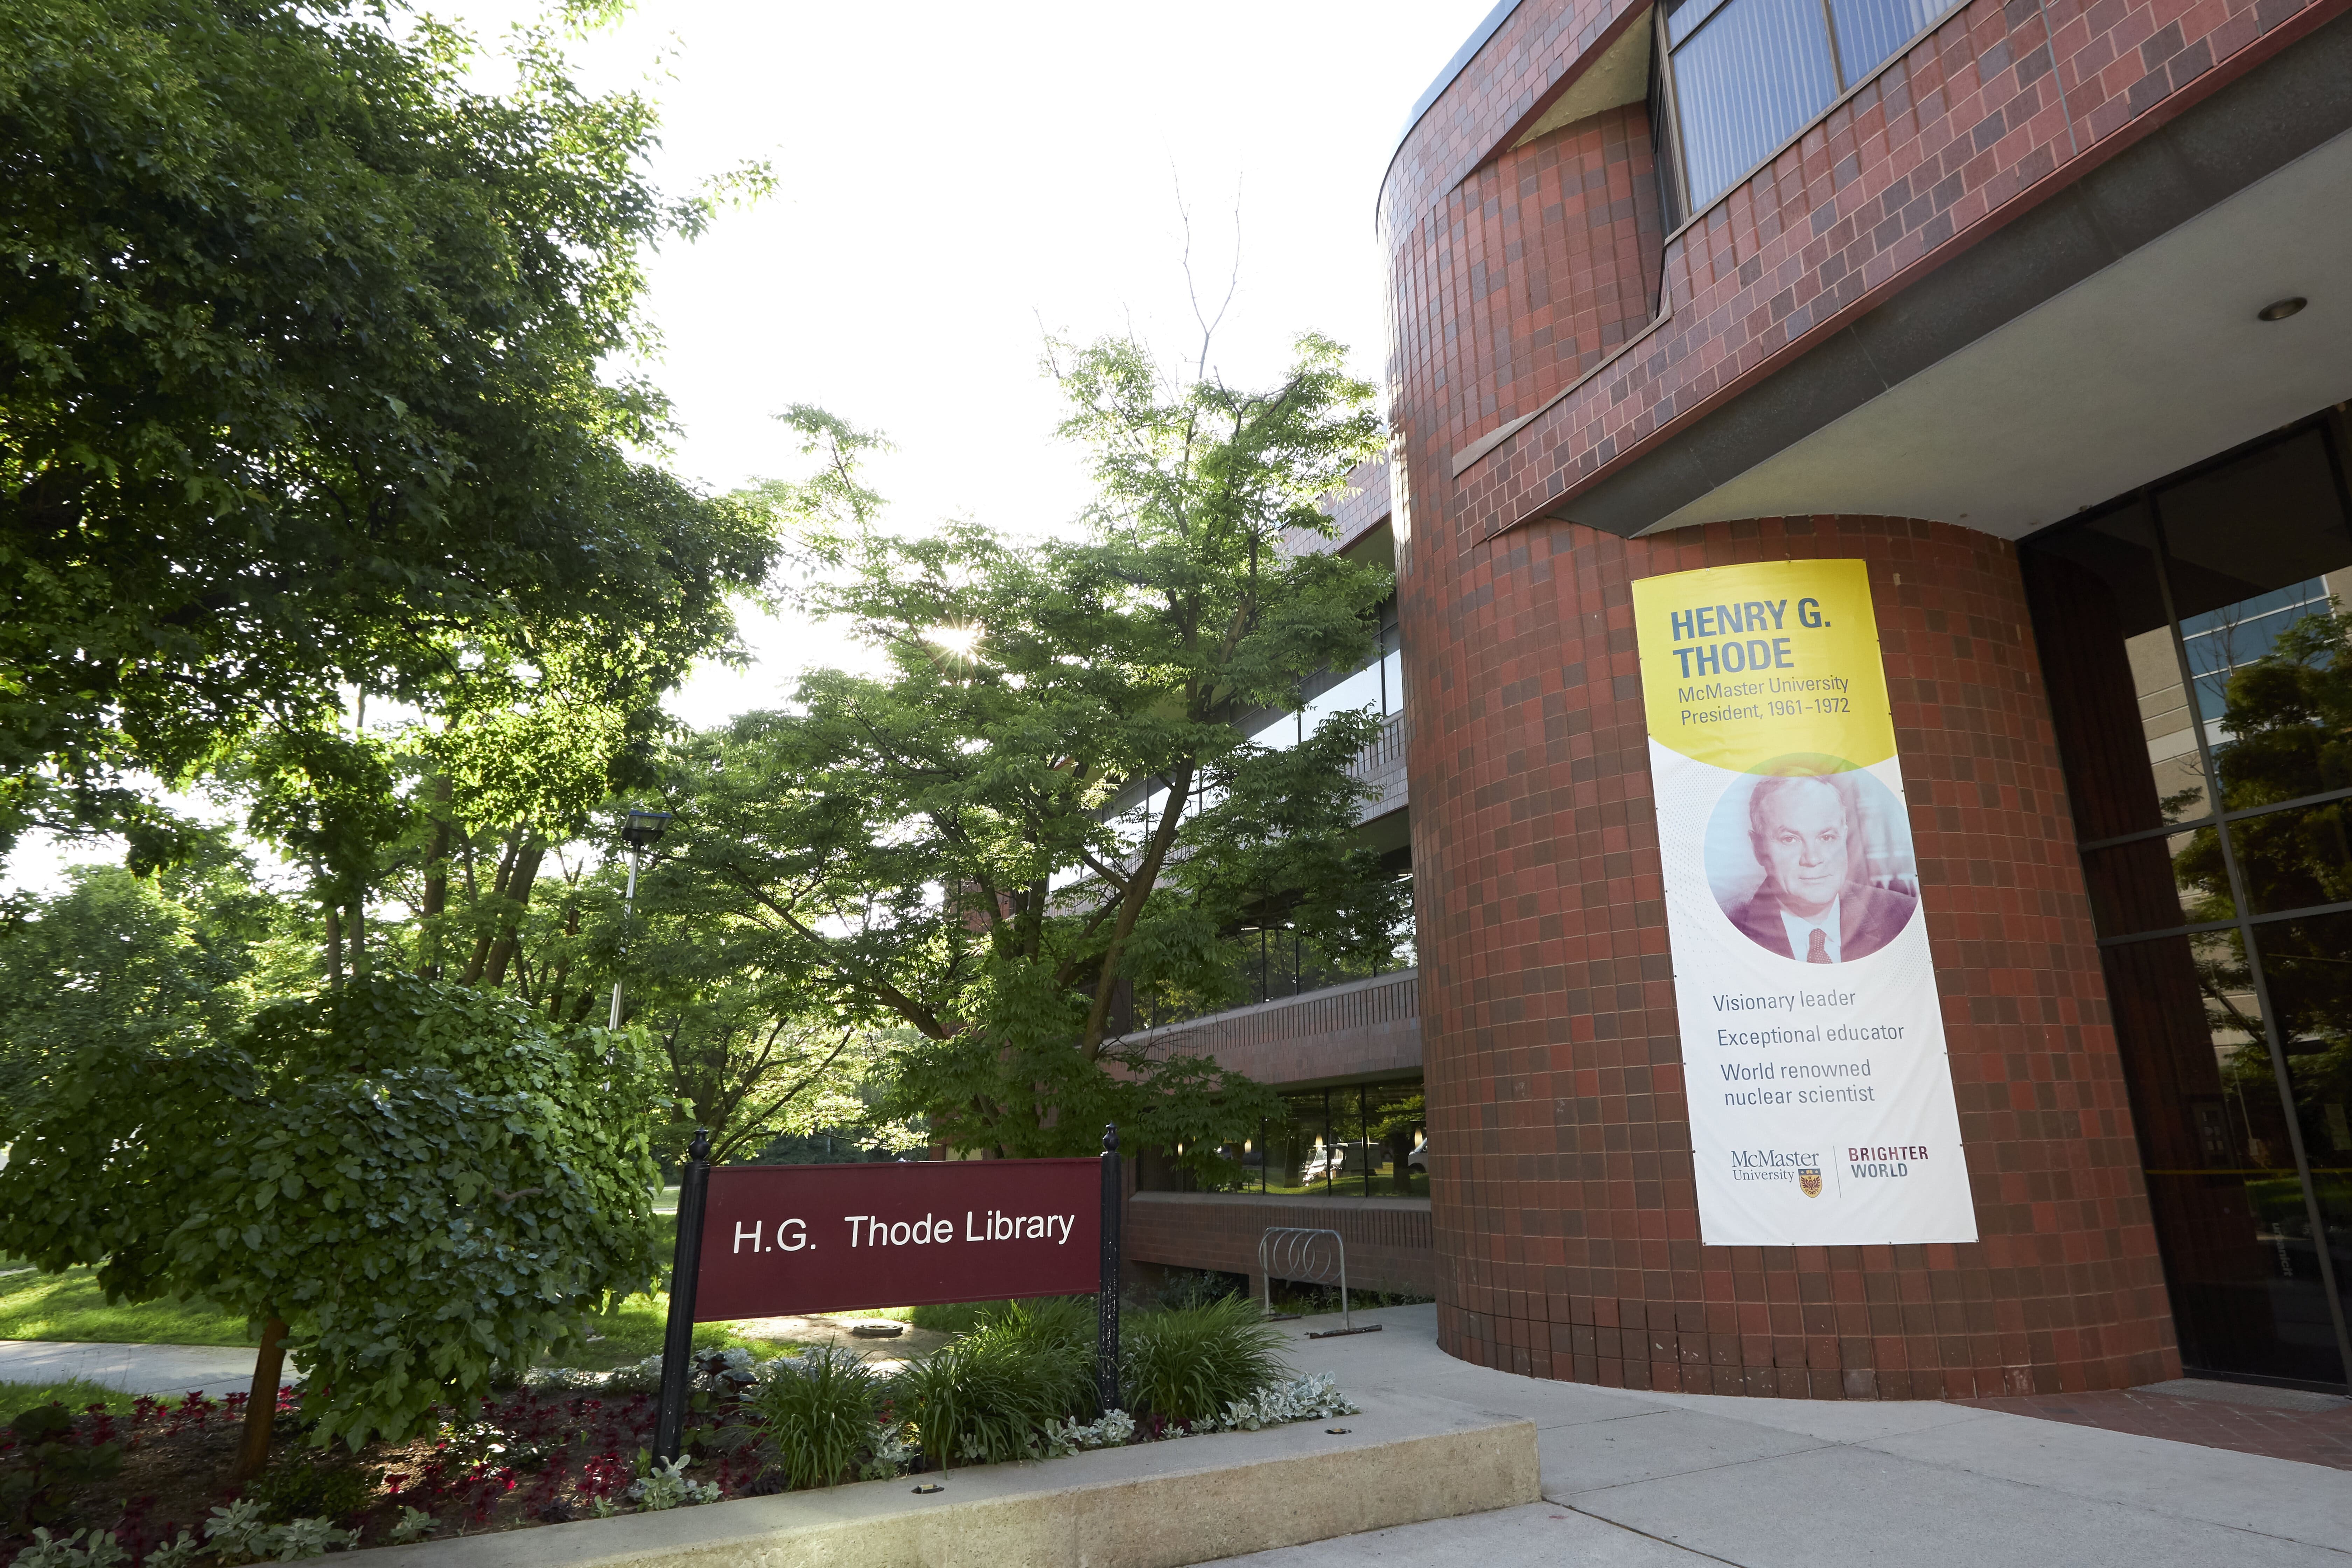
[1706,768,1919,964]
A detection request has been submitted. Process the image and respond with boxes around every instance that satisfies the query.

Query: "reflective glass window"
[2259,911,2352,1350]
[1365,1082,1429,1198]
[1825,0,1946,81]
[1670,0,1838,211]
[2100,936,2344,1384]
[1664,0,1962,215]
[1242,1080,1427,1200]
[1301,661,1384,736]
[2023,416,2352,1388]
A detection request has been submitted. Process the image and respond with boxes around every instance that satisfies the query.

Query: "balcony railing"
[1130,967,1419,1063]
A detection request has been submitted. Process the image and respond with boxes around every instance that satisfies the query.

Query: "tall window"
[2022,418,2352,1391]
[1662,0,1959,214]
[1138,1077,1428,1199]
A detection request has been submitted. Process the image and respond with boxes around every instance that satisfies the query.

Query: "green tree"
[659,336,1399,1177]
[0,845,280,1116]
[618,905,889,1163]
[0,973,667,1476]
[0,0,779,862]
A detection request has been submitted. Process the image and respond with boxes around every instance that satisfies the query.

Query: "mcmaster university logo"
[1798,1168,1823,1198]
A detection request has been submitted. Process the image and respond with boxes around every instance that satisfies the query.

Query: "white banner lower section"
[1654,739,1977,1246]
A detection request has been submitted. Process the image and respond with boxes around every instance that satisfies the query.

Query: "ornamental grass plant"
[889,1301,1098,1468]
[1118,1293,1287,1423]
[746,1349,882,1490]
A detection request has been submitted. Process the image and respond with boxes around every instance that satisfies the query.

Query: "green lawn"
[0,1378,145,1420]
[0,1260,800,1371]
[0,1264,259,1348]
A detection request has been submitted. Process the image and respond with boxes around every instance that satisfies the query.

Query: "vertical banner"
[1630,560,1975,1246]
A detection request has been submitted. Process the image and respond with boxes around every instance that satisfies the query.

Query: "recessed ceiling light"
[2258,297,2308,322]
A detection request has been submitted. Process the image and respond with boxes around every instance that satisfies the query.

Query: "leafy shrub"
[1132,1268,1248,1312]
[1199,1371,1357,1431]
[246,1459,372,1523]
[9,1527,130,1568]
[1119,1294,1286,1423]
[195,1498,354,1561]
[0,1403,121,1532]
[625,1454,721,1510]
[0,974,669,1453]
[747,1349,882,1490]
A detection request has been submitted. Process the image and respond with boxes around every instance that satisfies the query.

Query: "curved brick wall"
[1400,515,2178,1396]
[1381,0,2342,536]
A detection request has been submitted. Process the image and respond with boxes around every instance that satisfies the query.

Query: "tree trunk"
[480,839,546,987]
[544,898,580,1020]
[231,1316,288,1482]
[461,829,524,985]
[418,775,453,978]
[1079,761,1193,1055]
[323,908,343,992]
[347,901,369,975]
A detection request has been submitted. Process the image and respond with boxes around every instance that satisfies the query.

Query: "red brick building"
[1132,0,2351,1401]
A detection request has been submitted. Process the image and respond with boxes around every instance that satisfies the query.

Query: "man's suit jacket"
[1729,882,1917,962]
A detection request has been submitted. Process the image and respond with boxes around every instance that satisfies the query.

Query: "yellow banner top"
[1629,559,1896,772]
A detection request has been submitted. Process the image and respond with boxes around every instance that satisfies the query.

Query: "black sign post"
[652,1127,711,1466]
[1097,1123,1121,1414]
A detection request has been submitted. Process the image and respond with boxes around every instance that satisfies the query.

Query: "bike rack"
[1257,1226,1381,1336]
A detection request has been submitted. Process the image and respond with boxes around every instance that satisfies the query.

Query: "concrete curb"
[347,1390,1536,1567]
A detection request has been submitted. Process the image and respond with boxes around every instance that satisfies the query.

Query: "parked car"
[1298,1143,1361,1182]
[1407,1137,1429,1171]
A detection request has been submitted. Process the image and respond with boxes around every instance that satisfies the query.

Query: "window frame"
[1655,0,1968,225]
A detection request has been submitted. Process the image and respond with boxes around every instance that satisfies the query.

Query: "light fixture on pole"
[610,808,673,1029]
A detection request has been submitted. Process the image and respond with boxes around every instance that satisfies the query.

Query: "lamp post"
[609,807,673,1029]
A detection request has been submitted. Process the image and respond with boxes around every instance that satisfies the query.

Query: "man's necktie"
[1805,927,1830,963]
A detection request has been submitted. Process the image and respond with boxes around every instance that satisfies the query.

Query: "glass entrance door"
[2022,416,2352,1390]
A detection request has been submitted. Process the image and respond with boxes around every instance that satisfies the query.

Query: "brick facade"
[1382,0,2348,546]
[1399,516,2178,1396]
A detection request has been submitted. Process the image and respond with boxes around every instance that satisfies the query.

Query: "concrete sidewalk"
[0,1338,262,1400]
[1226,1304,2351,1567]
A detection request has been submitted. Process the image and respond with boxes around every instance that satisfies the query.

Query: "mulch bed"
[2,1384,772,1564]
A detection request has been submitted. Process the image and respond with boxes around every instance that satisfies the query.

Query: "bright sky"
[2,0,1493,897]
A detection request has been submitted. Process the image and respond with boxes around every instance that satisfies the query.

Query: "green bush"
[1119,1294,1286,1423]
[246,1460,373,1523]
[0,974,669,1453]
[748,1349,882,1491]
[0,1403,121,1533]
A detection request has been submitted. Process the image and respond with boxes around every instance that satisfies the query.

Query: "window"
[1119,875,1418,1034]
[1253,618,1406,753]
[2021,418,2352,1390]
[1139,1078,1428,1199]
[1661,0,1961,215]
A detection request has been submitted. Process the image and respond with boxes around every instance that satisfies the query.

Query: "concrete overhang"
[1540,14,2352,542]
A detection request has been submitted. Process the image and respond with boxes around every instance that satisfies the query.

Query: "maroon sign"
[690,1158,1102,1321]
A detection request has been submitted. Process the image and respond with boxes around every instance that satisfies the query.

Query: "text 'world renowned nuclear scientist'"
[1727,775,1916,963]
